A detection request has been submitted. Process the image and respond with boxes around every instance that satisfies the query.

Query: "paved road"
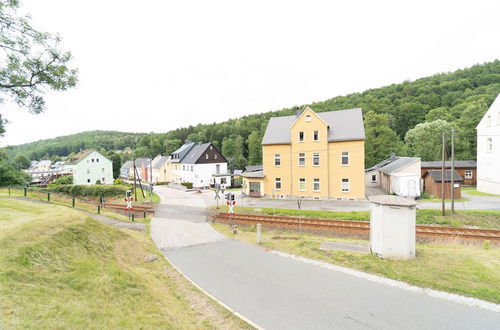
[151,187,500,329]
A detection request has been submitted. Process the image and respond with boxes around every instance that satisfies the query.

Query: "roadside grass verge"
[211,205,500,229]
[462,187,500,197]
[419,196,470,203]
[0,199,252,329]
[212,223,500,304]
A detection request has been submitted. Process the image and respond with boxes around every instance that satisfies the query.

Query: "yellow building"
[249,107,365,200]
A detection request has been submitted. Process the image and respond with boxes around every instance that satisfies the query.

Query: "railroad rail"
[212,213,500,243]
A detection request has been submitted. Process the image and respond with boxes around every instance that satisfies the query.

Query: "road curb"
[160,251,264,330]
[270,250,500,313]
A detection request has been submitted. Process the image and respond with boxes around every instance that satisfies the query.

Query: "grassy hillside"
[5,60,500,167]
[0,199,251,329]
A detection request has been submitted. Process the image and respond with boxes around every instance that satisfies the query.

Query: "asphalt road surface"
[151,186,500,330]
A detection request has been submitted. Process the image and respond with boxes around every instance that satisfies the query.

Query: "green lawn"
[0,199,252,329]
[462,187,500,197]
[212,205,500,229]
[212,223,500,304]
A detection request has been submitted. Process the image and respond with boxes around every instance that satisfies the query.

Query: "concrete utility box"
[369,195,417,259]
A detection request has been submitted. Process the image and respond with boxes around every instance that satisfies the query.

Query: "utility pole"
[149,156,153,199]
[441,134,446,216]
[451,128,455,212]
[133,158,138,201]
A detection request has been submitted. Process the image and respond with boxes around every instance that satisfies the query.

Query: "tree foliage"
[364,111,403,167]
[404,120,454,161]
[0,0,78,134]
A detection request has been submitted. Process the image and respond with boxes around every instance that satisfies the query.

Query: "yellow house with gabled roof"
[257,107,365,200]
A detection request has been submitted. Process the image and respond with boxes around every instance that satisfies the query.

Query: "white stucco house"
[65,150,113,185]
[170,142,229,188]
[477,94,500,195]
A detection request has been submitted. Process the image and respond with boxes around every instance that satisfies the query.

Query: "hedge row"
[45,184,129,197]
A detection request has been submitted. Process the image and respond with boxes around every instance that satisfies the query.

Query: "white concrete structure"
[369,195,417,259]
[390,173,420,198]
[65,150,113,185]
[477,94,500,195]
[170,142,229,188]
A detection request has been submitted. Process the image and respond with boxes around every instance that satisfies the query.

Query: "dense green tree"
[404,120,454,161]
[163,139,182,155]
[247,131,262,165]
[425,107,454,122]
[0,0,78,134]
[364,112,404,167]
[0,159,30,186]
[107,151,122,179]
[13,154,30,169]
[222,135,244,159]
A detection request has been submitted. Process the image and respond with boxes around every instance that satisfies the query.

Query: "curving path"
[151,186,500,330]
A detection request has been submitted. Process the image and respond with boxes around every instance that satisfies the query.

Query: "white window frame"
[371,174,377,183]
[305,114,311,122]
[465,170,472,179]
[298,153,306,166]
[275,178,282,190]
[313,178,320,192]
[487,115,491,127]
[313,130,319,141]
[313,152,320,166]
[298,131,305,142]
[206,154,209,159]
[341,152,349,166]
[274,154,281,167]
[487,138,493,152]
[299,178,306,192]
[341,178,350,193]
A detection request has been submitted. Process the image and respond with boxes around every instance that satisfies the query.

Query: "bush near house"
[45,185,129,197]
[52,175,73,185]
[181,182,193,189]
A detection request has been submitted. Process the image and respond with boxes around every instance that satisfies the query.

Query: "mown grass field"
[212,223,500,304]
[212,205,500,229]
[0,199,252,329]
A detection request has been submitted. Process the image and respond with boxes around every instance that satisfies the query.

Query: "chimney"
[295,106,303,117]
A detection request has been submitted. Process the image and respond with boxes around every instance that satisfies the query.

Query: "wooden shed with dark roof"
[423,169,463,199]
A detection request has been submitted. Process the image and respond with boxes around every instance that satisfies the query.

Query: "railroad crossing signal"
[124,190,134,212]
[226,192,235,216]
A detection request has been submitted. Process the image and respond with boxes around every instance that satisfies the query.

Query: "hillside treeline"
[5,60,500,169]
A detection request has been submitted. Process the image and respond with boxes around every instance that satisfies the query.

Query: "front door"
[249,182,261,197]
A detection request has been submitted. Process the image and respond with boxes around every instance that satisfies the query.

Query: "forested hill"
[4,60,500,168]
[5,131,147,160]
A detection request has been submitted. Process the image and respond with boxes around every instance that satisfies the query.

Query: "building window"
[215,154,217,159]
[299,178,306,191]
[313,130,319,141]
[87,169,90,174]
[206,154,209,159]
[96,159,99,163]
[465,170,472,179]
[92,159,94,163]
[371,174,377,183]
[102,168,104,172]
[487,138,493,152]
[274,154,281,166]
[487,115,491,126]
[87,179,90,183]
[298,153,306,166]
[305,114,311,122]
[102,177,105,182]
[341,178,350,192]
[216,164,220,174]
[313,152,320,166]
[191,166,193,171]
[275,178,282,190]
[341,152,349,165]
[298,131,304,142]
[210,146,213,150]
[313,178,320,192]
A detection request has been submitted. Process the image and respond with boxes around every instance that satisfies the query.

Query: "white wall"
[477,95,500,194]
[193,163,227,187]
[74,151,113,185]
[365,170,380,187]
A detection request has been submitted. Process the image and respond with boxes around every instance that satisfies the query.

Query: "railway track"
[212,213,500,243]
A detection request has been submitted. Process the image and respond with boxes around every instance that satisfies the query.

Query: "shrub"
[113,179,123,185]
[95,180,101,185]
[53,175,73,185]
[44,185,128,197]
[181,182,193,189]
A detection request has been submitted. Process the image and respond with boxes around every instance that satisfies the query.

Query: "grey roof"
[245,165,263,172]
[134,158,150,167]
[171,142,196,163]
[421,160,476,168]
[425,169,463,182]
[366,155,420,174]
[152,155,170,169]
[121,160,133,170]
[233,170,243,175]
[262,108,365,145]
[181,143,211,164]
[241,170,265,178]
[369,195,417,207]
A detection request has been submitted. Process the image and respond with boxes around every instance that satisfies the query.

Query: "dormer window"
[298,131,304,142]
[306,115,311,122]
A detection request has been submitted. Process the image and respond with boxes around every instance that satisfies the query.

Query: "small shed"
[369,195,417,259]
[241,165,265,197]
[423,170,463,199]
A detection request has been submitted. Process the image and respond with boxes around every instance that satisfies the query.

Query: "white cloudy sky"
[1,0,499,147]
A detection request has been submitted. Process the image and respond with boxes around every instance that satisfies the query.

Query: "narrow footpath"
[151,186,500,330]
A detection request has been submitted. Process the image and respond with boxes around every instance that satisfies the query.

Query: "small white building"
[365,155,421,197]
[65,150,113,185]
[477,94,500,195]
[170,142,229,188]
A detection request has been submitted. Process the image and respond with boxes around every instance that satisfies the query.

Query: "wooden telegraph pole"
[451,128,455,212]
[133,158,138,201]
[441,134,446,216]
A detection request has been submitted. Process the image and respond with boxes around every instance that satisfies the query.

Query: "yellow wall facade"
[262,108,365,199]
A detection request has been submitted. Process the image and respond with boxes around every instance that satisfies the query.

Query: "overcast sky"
[1,0,499,147]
